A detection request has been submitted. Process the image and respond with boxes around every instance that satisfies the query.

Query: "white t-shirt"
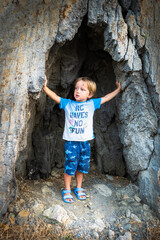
[59,98,101,141]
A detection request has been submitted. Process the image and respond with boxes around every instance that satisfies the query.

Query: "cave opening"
[24,16,125,180]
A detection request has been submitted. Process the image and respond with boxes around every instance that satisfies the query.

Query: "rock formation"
[0,0,160,217]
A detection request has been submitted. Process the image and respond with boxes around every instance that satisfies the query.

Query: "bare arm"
[101,81,121,105]
[43,76,61,104]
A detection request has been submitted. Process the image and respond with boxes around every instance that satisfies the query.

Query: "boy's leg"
[64,173,73,202]
[75,170,86,199]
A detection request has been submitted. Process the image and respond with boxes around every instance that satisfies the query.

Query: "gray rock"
[41,186,55,197]
[125,10,145,50]
[134,195,141,203]
[118,232,132,240]
[123,224,131,231]
[56,0,88,43]
[91,231,99,239]
[108,229,115,240]
[93,184,112,197]
[43,205,77,225]
[138,133,160,216]
[106,174,114,181]
[91,217,105,232]
[117,73,158,179]
[125,209,131,218]
[119,0,131,11]
[104,3,128,62]
[130,213,141,223]
[33,202,45,214]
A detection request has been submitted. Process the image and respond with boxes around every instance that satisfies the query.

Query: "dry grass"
[147,223,160,240]
[0,220,75,240]
[1,221,160,240]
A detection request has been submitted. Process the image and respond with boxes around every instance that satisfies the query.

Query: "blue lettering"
[74,120,79,127]
[71,127,84,134]
[79,120,83,126]
[85,112,88,118]
[70,111,88,119]
[75,105,84,111]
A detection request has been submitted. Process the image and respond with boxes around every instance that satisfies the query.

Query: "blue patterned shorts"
[64,141,91,176]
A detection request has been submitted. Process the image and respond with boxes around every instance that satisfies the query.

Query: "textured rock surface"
[0,0,160,218]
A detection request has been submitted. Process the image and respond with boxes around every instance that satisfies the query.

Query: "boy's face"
[74,80,92,102]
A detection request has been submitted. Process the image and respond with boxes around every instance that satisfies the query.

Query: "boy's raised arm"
[101,81,121,105]
[43,75,61,104]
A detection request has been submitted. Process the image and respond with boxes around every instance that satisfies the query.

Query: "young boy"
[43,76,121,203]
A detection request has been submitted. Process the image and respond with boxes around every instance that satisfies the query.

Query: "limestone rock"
[33,202,45,214]
[108,229,115,240]
[104,3,128,62]
[56,0,88,43]
[118,232,132,240]
[126,10,145,50]
[119,0,131,12]
[16,210,30,225]
[93,184,112,197]
[43,205,76,225]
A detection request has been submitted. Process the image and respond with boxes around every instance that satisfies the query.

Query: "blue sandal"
[62,189,74,203]
[74,187,87,200]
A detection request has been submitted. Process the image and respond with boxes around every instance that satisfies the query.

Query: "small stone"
[130,213,141,223]
[87,205,92,210]
[120,217,130,226]
[41,186,55,197]
[123,195,130,200]
[134,195,141,202]
[18,210,30,218]
[126,209,131,218]
[54,225,62,234]
[120,201,128,206]
[45,182,53,187]
[118,232,132,240]
[106,174,114,181]
[143,204,150,211]
[90,218,105,232]
[124,223,131,230]
[51,169,62,178]
[33,202,44,214]
[16,210,30,225]
[116,192,123,200]
[92,231,99,239]
[19,199,25,203]
[108,229,115,240]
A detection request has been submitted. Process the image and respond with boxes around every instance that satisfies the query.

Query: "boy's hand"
[116,81,121,91]
[43,75,48,89]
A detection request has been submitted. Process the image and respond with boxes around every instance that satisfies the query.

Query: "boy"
[43,76,121,203]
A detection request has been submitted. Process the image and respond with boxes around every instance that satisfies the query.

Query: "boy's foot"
[62,189,74,203]
[74,187,87,200]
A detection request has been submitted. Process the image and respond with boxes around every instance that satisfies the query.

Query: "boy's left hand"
[116,81,121,91]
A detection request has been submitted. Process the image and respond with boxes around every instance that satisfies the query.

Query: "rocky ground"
[0,162,159,240]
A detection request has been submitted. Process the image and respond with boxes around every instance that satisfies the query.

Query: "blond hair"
[75,77,97,96]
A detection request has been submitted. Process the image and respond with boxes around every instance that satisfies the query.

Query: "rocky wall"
[0,0,160,217]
